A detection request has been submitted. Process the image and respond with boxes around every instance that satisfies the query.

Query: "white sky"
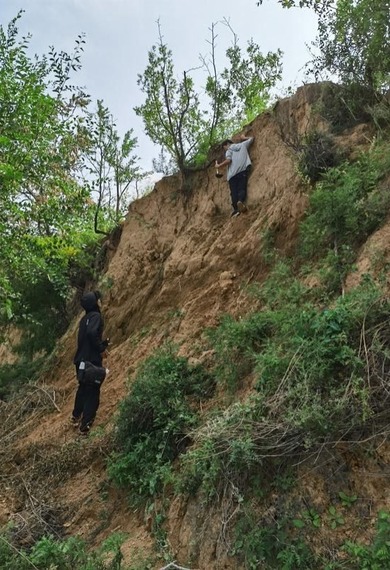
[2,0,318,173]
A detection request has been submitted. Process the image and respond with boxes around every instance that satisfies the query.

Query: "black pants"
[72,368,101,430]
[228,169,248,212]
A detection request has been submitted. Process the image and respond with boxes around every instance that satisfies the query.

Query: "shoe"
[70,416,80,427]
[79,422,92,436]
[231,210,240,218]
[237,201,247,213]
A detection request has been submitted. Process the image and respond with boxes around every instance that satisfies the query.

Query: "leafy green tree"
[84,100,145,233]
[135,20,282,174]
[257,0,390,93]
[313,0,390,92]
[0,13,99,353]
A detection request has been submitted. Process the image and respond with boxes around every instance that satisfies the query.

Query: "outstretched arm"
[240,133,254,147]
[215,158,231,169]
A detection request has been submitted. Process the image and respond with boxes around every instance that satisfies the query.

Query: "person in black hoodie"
[71,290,109,435]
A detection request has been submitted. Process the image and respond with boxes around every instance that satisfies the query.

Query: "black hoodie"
[73,292,107,366]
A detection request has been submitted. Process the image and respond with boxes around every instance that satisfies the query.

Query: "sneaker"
[237,201,247,213]
[231,210,240,218]
[70,415,80,427]
[79,422,92,436]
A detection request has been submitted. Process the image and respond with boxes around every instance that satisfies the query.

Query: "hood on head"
[81,291,100,313]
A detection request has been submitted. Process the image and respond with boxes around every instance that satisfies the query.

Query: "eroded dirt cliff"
[0,82,385,569]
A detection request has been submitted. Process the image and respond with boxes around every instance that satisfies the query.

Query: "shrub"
[206,312,273,391]
[108,346,215,499]
[297,130,342,183]
[182,273,390,500]
[318,83,373,134]
[300,144,390,259]
[178,398,264,498]
[232,511,317,570]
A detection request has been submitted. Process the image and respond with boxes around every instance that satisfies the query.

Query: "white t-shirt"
[226,138,253,181]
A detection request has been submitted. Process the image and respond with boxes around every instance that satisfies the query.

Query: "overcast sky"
[2,0,318,173]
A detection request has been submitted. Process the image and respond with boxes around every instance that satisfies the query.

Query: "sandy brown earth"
[1,82,388,569]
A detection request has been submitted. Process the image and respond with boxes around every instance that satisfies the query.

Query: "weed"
[0,530,128,570]
[328,505,344,529]
[304,508,321,529]
[343,510,390,568]
[338,491,358,508]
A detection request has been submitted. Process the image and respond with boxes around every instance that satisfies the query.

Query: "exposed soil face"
[1,82,388,568]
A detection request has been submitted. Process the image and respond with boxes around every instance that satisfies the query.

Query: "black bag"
[78,361,107,386]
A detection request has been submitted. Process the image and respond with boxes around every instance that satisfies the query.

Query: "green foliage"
[232,512,317,569]
[0,531,127,570]
[327,505,344,529]
[313,0,390,94]
[304,508,322,529]
[84,100,146,230]
[259,1,390,97]
[135,20,281,173]
[338,491,358,507]
[343,511,390,569]
[318,82,373,133]
[296,130,343,183]
[108,346,215,499]
[182,265,390,500]
[0,13,101,350]
[299,144,390,292]
[206,312,272,390]
[0,13,139,358]
[178,398,263,498]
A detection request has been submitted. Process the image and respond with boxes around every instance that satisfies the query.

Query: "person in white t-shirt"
[215,134,254,217]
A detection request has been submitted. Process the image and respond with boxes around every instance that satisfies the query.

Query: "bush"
[206,312,273,391]
[318,83,373,134]
[232,513,317,570]
[300,144,390,260]
[178,398,264,498]
[108,346,215,499]
[297,130,343,184]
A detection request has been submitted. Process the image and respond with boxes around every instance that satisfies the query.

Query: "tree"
[0,12,99,352]
[135,20,282,175]
[313,0,390,92]
[84,100,145,234]
[257,0,390,93]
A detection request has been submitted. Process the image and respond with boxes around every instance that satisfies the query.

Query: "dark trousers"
[72,368,101,430]
[229,169,248,211]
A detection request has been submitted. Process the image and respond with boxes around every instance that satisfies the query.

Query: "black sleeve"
[86,313,105,353]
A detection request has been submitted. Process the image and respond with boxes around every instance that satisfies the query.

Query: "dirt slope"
[0,82,382,568]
